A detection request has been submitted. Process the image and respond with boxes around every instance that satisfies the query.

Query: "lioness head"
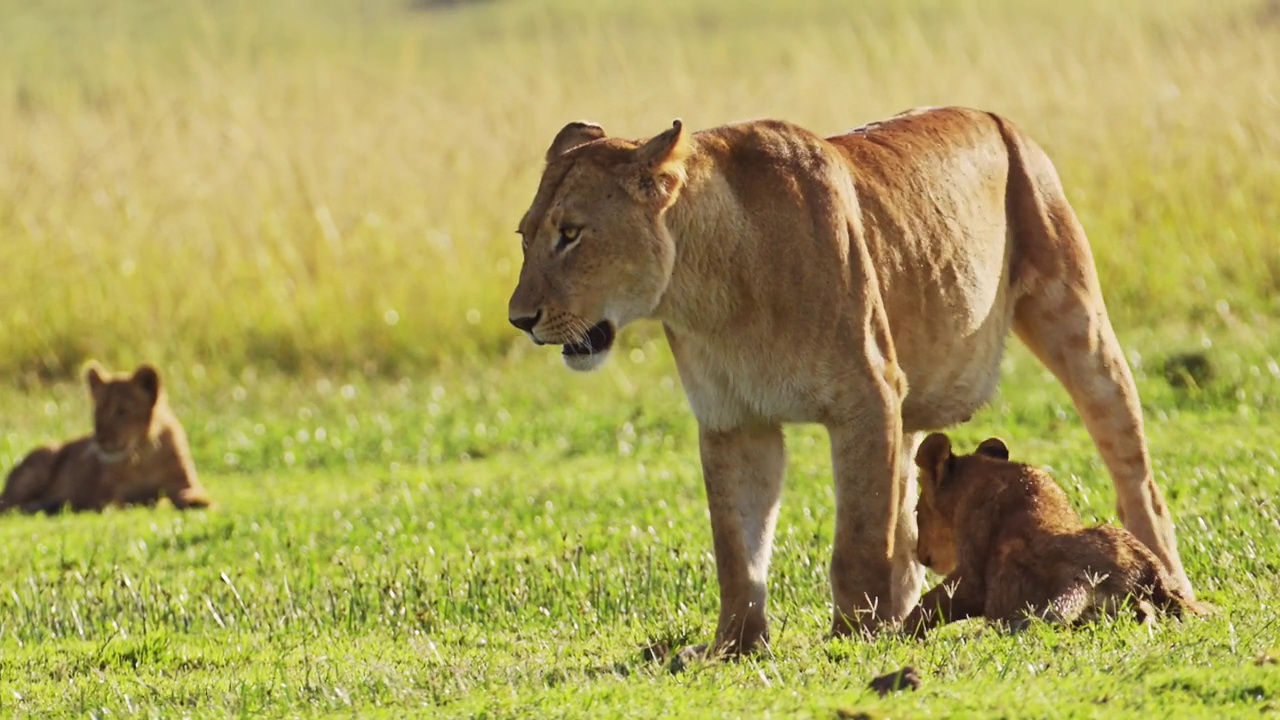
[86,362,162,462]
[508,119,692,371]
[913,433,1010,575]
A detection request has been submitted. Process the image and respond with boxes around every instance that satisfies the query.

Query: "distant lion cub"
[0,363,211,514]
[904,433,1202,636]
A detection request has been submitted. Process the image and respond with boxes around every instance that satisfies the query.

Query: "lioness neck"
[652,121,860,347]
[653,137,759,335]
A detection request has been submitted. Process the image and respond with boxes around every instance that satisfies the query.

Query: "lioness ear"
[545,121,606,162]
[132,364,161,406]
[636,119,690,169]
[915,432,953,491]
[976,437,1009,461]
[629,119,692,206]
[85,361,106,399]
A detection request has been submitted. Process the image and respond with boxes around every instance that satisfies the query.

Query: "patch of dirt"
[867,666,921,697]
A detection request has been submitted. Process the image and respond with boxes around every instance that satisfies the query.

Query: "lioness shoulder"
[906,433,1201,635]
[0,362,212,515]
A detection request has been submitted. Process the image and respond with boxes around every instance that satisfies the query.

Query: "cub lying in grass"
[903,433,1203,636]
[0,362,211,514]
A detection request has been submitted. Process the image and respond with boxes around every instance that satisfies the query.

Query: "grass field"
[2,334,1278,717]
[2,0,1279,717]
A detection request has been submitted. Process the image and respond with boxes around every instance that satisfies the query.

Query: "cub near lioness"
[509,106,1193,655]
[904,433,1203,636]
[0,363,211,514]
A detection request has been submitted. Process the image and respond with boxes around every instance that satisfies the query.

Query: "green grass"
[2,0,1279,716]
[1,325,1278,717]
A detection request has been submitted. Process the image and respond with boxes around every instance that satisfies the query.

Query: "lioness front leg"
[827,383,907,636]
[893,432,927,620]
[698,424,785,656]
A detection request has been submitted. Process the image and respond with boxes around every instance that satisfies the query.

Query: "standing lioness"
[508,106,1193,655]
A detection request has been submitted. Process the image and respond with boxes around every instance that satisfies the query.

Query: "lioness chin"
[508,106,1194,656]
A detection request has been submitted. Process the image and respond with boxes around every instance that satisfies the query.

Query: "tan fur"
[508,106,1192,655]
[0,446,59,513]
[904,433,1204,636]
[0,363,211,514]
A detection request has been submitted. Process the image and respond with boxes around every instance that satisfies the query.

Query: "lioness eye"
[556,225,582,252]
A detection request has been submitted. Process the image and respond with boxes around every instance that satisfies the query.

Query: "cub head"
[914,433,1010,575]
[508,119,692,371]
[86,362,163,462]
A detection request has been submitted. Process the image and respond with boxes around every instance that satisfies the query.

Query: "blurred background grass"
[1,0,1277,381]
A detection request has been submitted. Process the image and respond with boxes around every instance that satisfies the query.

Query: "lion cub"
[903,433,1200,636]
[0,363,211,514]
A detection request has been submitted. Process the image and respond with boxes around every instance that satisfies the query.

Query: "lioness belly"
[835,108,1020,432]
[884,218,1015,432]
[883,226,1016,432]
[895,294,1013,432]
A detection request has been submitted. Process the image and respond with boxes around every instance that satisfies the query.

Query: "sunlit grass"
[0,334,1278,716]
[1,0,1278,378]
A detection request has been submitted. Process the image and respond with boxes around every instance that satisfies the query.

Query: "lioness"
[508,106,1192,654]
[0,362,211,514]
[904,433,1202,636]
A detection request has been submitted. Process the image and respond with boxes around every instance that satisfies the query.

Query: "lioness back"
[827,107,1055,429]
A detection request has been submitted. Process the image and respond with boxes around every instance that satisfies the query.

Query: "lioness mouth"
[562,321,615,357]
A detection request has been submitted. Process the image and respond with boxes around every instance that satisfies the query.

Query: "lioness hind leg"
[1010,214,1193,600]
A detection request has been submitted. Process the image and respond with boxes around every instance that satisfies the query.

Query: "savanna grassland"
[1,0,1279,717]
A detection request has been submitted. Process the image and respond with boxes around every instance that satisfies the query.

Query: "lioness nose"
[509,309,542,333]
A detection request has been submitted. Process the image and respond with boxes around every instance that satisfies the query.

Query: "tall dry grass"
[1,0,1277,380]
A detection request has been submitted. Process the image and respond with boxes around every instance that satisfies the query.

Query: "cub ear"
[545,121,606,162]
[976,437,1009,461]
[85,361,106,398]
[628,119,692,207]
[914,432,953,491]
[132,364,162,406]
